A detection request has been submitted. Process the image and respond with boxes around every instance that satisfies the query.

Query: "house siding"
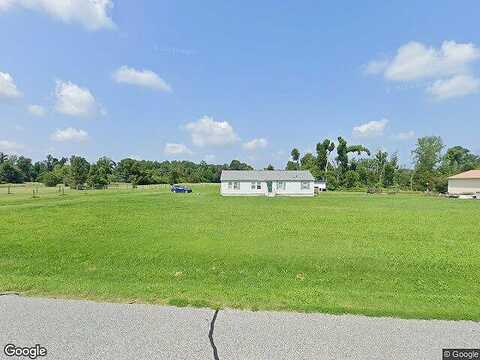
[221,180,314,196]
[448,179,480,194]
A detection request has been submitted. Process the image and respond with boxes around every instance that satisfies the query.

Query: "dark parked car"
[171,185,192,193]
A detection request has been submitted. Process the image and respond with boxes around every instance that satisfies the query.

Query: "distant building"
[314,180,327,192]
[448,170,480,195]
[220,170,314,197]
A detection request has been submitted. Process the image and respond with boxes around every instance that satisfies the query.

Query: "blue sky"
[1,1,480,168]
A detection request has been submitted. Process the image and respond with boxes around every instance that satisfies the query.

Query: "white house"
[220,170,315,197]
[448,170,480,195]
[314,180,327,192]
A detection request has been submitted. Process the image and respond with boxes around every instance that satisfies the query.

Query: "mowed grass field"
[0,185,479,320]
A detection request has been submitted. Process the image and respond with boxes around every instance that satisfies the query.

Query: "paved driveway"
[0,295,478,359]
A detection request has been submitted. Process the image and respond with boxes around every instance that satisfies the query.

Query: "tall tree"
[69,156,90,188]
[413,136,444,172]
[300,153,321,179]
[412,136,444,190]
[228,160,253,170]
[286,148,301,170]
[96,157,115,174]
[95,157,115,184]
[291,148,300,163]
[39,164,70,187]
[0,161,24,183]
[115,158,137,182]
[440,146,479,175]
[347,144,371,157]
[374,150,388,186]
[383,153,399,187]
[87,164,109,187]
[316,139,335,174]
[16,156,33,182]
[336,137,371,173]
[336,137,349,172]
[285,161,299,170]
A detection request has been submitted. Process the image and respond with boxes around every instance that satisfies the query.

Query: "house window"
[251,182,261,190]
[256,182,261,190]
[233,181,240,190]
[301,181,310,190]
[277,181,286,190]
[228,181,233,190]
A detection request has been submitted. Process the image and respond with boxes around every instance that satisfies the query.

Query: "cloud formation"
[427,74,480,100]
[164,143,192,155]
[113,66,172,92]
[393,130,416,141]
[0,0,115,30]
[0,139,24,152]
[50,127,89,142]
[367,41,480,100]
[55,80,100,117]
[0,71,22,99]
[185,116,239,147]
[242,138,268,151]
[27,104,46,116]
[352,118,389,138]
[204,154,216,162]
[367,41,480,81]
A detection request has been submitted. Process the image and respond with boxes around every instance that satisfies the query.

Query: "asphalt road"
[0,295,478,359]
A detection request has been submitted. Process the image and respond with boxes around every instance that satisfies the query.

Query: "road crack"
[209,309,220,360]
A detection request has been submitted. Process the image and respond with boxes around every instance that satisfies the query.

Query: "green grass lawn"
[1,185,479,320]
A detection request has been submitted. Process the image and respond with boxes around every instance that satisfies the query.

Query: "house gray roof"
[221,170,314,181]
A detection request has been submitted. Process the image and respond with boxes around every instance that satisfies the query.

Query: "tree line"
[285,136,480,192]
[1,135,479,192]
[0,153,252,188]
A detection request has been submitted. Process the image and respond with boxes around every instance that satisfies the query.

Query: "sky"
[1,1,480,168]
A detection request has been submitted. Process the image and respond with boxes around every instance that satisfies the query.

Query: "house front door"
[267,181,273,193]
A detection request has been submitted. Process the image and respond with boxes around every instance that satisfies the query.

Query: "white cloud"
[0,139,24,152]
[372,41,480,81]
[50,127,88,142]
[27,104,46,117]
[242,138,268,151]
[0,0,15,11]
[353,118,389,138]
[164,143,192,155]
[364,60,388,75]
[366,41,480,100]
[0,0,114,30]
[204,154,216,162]
[185,116,239,147]
[426,74,480,100]
[54,80,100,117]
[113,66,172,92]
[393,130,416,141]
[0,72,22,99]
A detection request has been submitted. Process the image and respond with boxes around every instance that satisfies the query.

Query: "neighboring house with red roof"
[448,170,480,195]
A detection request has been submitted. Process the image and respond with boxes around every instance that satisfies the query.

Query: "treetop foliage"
[1,135,478,193]
[0,153,253,187]
[285,136,479,192]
